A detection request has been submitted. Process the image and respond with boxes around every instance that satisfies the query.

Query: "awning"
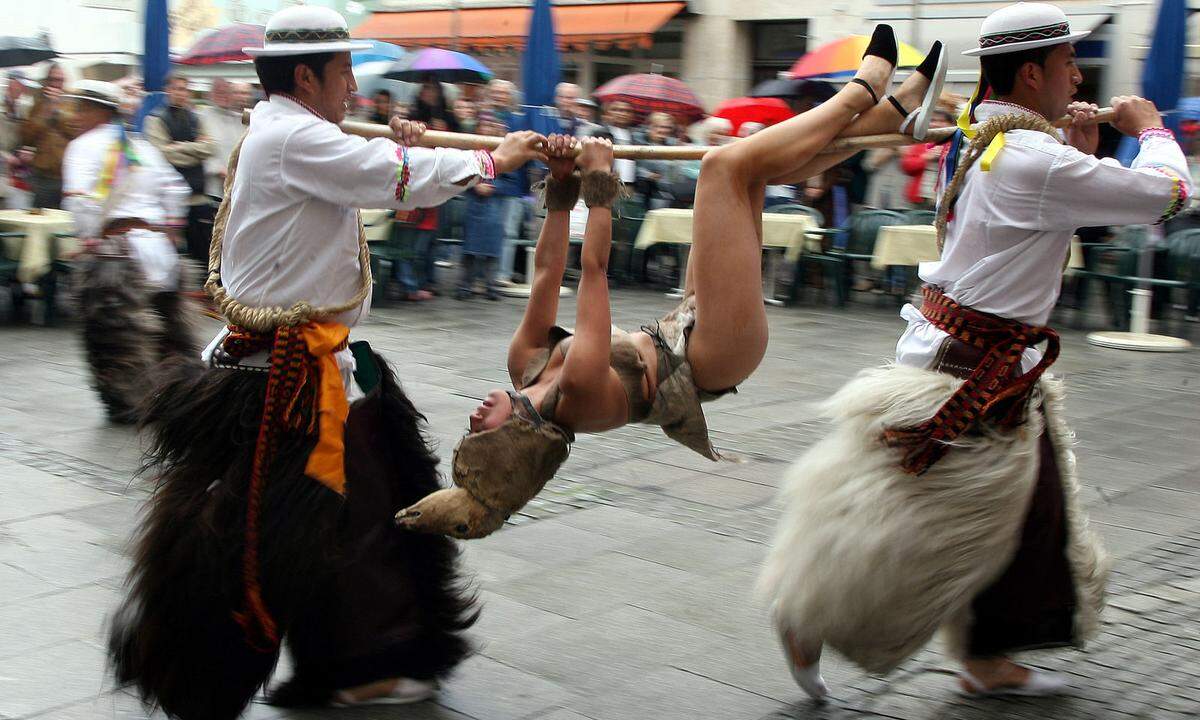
[352,2,685,51]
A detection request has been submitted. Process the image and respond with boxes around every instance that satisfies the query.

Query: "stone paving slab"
[1,293,1199,720]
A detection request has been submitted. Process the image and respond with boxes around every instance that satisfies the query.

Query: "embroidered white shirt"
[220,95,494,327]
[896,101,1192,371]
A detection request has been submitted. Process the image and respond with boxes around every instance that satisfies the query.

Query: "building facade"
[359,0,1196,112]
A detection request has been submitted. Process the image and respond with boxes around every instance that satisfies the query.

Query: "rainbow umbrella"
[788,35,924,80]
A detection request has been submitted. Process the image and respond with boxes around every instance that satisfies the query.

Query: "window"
[752,21,809,86]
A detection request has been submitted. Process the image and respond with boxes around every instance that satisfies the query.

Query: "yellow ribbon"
[980,132,1007,172]
[301,322,351,495]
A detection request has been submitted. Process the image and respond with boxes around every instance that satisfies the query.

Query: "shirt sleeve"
[279,121,494,210]
[61,138,105,238]
[1029,132,1192,230]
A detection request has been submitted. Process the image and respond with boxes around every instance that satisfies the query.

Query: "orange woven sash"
[221,321,350,650]
[882,286,1059,475]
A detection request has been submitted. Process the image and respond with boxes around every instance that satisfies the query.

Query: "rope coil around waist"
[205,134,373,332]
[882,286,1060,475]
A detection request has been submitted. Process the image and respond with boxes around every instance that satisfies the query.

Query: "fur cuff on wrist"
[541,173,582,211]
[581,171,627,208]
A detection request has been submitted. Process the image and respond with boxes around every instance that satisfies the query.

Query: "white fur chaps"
[758,364,1109,675]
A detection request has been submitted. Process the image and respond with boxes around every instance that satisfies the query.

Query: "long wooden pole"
[241,107,1115,160]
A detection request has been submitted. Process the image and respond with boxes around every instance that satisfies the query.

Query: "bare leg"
[769,63,940,186]
[685,47,894,391]
[960,657,1029,691]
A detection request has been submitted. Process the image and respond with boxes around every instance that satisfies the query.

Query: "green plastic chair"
[828,209,906,305]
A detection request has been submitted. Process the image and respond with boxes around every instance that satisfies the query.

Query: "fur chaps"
[757,364,1109,675]
[107,352,476,720]
[76,252,200,423]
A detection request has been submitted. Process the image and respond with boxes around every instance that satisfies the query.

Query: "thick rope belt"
[882,286,1060,475]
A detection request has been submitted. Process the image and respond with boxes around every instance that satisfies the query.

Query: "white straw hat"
[61,79,122,109]
[243,6,372,57]
[962,3,1091,57]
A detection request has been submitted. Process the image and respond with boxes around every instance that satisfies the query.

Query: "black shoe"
[485,287,501,301]
[455,288,471,301]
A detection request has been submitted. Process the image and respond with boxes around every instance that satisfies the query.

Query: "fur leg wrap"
[757,365,1109,674]
[581,170,626,208]
[77,253,161,423]
[541,172,582,211]
[108,354,476,718]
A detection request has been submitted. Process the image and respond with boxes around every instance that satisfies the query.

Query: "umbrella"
[519,0,563,135]
[384,48,493,83]
[750,78,838,103]
[713,97,795,134]
[594,73,704,122]
[177,23,264,66]
[136,0,169,131]
[352,40,405,67]
[0,36,57,68]
[788,35,924,80]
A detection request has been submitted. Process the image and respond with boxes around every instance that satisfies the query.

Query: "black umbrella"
[750,78,837,102]
[382,48,494,84]
[0,36,58,68]
[750,78,802,98]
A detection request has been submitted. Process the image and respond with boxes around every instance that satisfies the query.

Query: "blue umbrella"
[519,0,564,135]
[136,0,169,131]
[1116,0,1186,165]
[352,40,406,67]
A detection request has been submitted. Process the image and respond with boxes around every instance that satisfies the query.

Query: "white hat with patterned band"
[243,6,372,57]
[962,2,1091,57]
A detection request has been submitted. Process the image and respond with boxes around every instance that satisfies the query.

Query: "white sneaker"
[330,678,438,707]
[959,667,1069,697]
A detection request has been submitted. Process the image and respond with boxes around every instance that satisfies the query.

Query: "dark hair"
[253,53,336,96]
[374,89,391,100]
[980,44,1056,95]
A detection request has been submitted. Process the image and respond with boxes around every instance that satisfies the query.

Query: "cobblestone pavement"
[2,290,1199,720]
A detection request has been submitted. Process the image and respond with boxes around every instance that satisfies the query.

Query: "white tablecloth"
[634,208,816,262]
[0,209,77,283]
[871,224,1083,271]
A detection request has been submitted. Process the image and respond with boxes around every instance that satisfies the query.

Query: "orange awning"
[352,2,685,51]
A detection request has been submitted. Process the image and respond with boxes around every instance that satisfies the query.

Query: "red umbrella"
[594,73,704,122]
[177,23,264,65]
[712,97,795,134]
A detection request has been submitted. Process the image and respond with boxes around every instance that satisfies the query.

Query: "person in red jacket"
[900,109,954,207]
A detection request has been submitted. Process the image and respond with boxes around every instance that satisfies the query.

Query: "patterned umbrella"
[713,97,794,134]
[594,73,704,122]
[177,23,264,66]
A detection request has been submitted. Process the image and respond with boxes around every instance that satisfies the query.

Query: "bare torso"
[518,329,659,434]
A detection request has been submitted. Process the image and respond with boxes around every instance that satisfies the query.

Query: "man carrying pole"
[760,1,1191,701]
[107,6,545,718]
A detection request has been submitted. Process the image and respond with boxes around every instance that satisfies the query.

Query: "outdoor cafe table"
[0,209,77,284]
[870,224,1083,270]
[634,208,817,302]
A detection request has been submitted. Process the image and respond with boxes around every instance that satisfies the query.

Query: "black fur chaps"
[107,352,477,719]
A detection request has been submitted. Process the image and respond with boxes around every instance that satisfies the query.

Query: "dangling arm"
[508,135,578,383]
